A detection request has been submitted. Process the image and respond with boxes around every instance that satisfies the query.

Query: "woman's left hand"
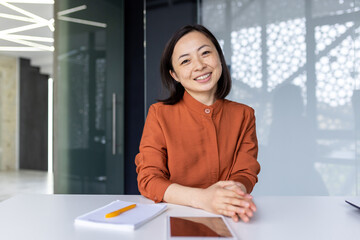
[224,182,256,222]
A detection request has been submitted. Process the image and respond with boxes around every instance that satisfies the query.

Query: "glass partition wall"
[54,0,359,196]
[199,0,360,195]
[54,0,124,194]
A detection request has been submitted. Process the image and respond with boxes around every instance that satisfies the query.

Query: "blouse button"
[204,108,211,114]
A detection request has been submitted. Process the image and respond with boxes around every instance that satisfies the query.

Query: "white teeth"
[195,73,210,80]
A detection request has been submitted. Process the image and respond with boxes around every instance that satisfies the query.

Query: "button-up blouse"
[135,91,260,203]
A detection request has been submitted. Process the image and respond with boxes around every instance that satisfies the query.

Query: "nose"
[193,56,206,71]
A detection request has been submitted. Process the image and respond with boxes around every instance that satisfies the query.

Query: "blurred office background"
[0,0,359,200]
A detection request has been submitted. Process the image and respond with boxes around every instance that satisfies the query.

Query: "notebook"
[74,200,167,231]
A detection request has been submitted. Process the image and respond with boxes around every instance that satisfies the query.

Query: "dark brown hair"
[159,24,231,105]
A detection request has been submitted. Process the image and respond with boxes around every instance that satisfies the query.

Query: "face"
[170,31,222,101]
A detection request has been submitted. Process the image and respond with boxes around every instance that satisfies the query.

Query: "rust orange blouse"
[135,91,260,203]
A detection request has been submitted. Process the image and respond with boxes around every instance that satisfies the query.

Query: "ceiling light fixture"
[57,5,86,16]
[0,47,47,51]
[57,5,107,28]
[48,18,54,32]
[1,35,53,51]
[1,33,53,42]
[0,22,47,35]
[0,0,54,52]
[0,13,37,23]
[57,16,107,28]
[0,1,49,23]
[0,0,54,4]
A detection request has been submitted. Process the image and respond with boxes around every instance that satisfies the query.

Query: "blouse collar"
[182,90,223,117]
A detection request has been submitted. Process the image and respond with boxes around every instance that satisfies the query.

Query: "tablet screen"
[169,216,234,238]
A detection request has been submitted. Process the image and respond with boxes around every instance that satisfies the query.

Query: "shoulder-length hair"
[159,24,231,105]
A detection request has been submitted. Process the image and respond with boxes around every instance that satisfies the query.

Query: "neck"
[187,91,216,106]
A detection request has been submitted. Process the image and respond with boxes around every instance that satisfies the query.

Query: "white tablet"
[167,216,237,239]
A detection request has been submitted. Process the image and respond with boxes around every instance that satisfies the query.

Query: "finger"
[239,212,250,222]
[232,214,239,222]
[214,188,253,210]
[219,202,252,218]
[242,198,256,211]
[216,201,241,214]
[224,197,252,209]
[249,200,257,212]
[244,193,253,199]
[221,190,251,202]
[221,191,257,214]
[218,209,236,218]
[231,205,254,218]
[243,206,254,218]
[232,196,256,210]
[213,188,246,204]
[219,200,255,219]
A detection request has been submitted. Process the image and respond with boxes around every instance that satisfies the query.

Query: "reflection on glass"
[54,0,124,194]
[95,58,106,131]
[231,26,262,89]
[315,22,355,107]
[201,0,359,195]
[169,217,232,237]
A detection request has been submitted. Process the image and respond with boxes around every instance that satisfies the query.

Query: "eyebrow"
[177,44,211,61]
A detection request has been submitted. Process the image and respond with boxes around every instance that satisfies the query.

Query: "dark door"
[19,58,48,171]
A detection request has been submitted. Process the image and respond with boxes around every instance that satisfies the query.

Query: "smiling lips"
[194,73,211,83]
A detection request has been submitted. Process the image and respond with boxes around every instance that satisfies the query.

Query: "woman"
[135,24,260,222]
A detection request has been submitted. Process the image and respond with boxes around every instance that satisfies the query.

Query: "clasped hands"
[199,181,256,222]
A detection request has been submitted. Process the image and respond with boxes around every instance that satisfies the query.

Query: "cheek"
[209,56,222,69]
[214,59,222,75]
[178,68,192,80]
[218,61,222,73]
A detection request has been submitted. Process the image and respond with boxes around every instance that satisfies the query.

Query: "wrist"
[189,188,205,209]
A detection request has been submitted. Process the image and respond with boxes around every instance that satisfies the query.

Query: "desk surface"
[0,194,359,240]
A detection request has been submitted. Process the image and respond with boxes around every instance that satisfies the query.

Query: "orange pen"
[105,204,137,218]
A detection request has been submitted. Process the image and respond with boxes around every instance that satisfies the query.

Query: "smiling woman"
[135,24,260,223]
[159,25,231,105]
[169,31,222,106]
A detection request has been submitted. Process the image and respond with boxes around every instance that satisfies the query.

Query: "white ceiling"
[0,0,53,76]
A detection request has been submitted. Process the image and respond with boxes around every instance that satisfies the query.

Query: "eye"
[181,59,190,65]
[202,50,211,56]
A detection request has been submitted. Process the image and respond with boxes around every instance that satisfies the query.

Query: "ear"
[169,70,179,82]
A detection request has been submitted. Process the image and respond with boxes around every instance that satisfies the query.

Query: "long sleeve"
[135,105,172,203]
[227,109,260,193]
[135,91,260,202]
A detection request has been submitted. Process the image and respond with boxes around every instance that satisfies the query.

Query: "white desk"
[0,194,359,240]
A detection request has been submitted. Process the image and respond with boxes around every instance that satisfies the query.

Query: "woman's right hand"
[196,181,256,222]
